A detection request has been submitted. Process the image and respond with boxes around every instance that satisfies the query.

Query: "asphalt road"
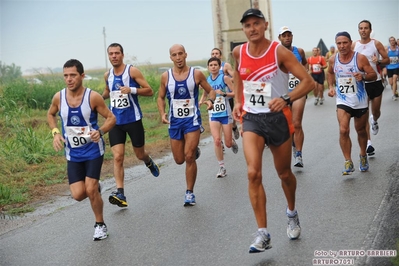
[1,88,398,266]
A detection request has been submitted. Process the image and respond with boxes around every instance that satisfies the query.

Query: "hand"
[52,134,66,152]
[89,130,101,143]
[232,103,242,121]
[215,89,224,95]
[120,86,131,94]
[353,72,363,82]
[205,100,214,111]
[161,113,170,124]
[328,86,336,97]
[268,98,287,112]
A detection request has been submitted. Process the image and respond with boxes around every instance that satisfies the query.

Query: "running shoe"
[232,125,240,140]
[319,97,324,105]
[342,160,355,175]
[287,211,301,240]
[184,192,196,207]
[366,144,375,156]
[231,139,239,154]
[93,223,108,241]
[249,231,272,253]
[196,147,201,160]
[359,155,369,172]
[369,115,379,135]
[314,97,319,105]
[216,167,227,178]
[109,191,128,207]
[294,152,303,168]
[393,95,398,101]
[145,156,160,177]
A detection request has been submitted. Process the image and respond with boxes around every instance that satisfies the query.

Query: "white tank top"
[353,39,381,82]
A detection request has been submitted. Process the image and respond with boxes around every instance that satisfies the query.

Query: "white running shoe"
[216,167,227,178]
[93,224,108,241]
[249,231,272,253]
[287,212,301,240]
[369,115,379,135]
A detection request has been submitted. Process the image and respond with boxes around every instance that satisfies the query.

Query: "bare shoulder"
[89,89,103,101]
[103,70,110,79]
[129,66,144,77]
[194,68,206,80]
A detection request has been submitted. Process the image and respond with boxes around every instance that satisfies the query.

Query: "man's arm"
[47,92,65,152]
[102,71,110,100]
[232,46,243,121]
[376,40,390,65]
[223,62,235,77]
[278,45,314,103]
[358,54,377,81]
[224,75,234,98]
[196,70,215,111]
[327,56,336,97]
[91,92,116,143]
[128,67,154,96]
[298,47,308,69]
[157,72,169,124]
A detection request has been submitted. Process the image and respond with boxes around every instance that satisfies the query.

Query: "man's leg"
[270,137,301,240]
[183,130,200,192]
[337,108,355,174]
[109,144,128,207]
[354,113,369,157]
[313,81,319,105]
[242,131,267,228]
[86,177,104,223]
[291,96,306,167]
[111,144,126,189]
[269,137,296,212]
[354,111,369,171]
[337,109,352,161]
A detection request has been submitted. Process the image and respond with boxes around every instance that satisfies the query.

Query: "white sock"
[287,208,297,217]
[258,228,268,234]
[367,140,372,146]
[218,161,224,168]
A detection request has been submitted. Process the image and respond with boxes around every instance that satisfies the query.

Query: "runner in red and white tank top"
[238,41,289,114]
[232,8,314,254]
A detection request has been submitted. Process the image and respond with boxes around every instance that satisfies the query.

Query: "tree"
[0,61,22,84]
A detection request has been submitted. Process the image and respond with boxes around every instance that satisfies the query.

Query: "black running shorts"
[109,120,145,148]
[242,111,291,147]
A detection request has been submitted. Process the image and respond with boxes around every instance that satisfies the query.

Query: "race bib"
[338,77,358,95]
[243,81,271,108]
[210,96,227,115]
[65,126,92,148]
[172,99,194,118]
[390,56,399,64]
[288,73,300,91]
[312,64,321,73]
[110,91,130,109]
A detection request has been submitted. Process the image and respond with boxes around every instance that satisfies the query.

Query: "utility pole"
[103,27,108,70]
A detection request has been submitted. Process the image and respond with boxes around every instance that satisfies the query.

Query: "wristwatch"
[280,94,291,105]
[98,129,104,136]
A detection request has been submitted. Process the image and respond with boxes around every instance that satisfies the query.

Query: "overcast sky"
[1,0,398,74]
